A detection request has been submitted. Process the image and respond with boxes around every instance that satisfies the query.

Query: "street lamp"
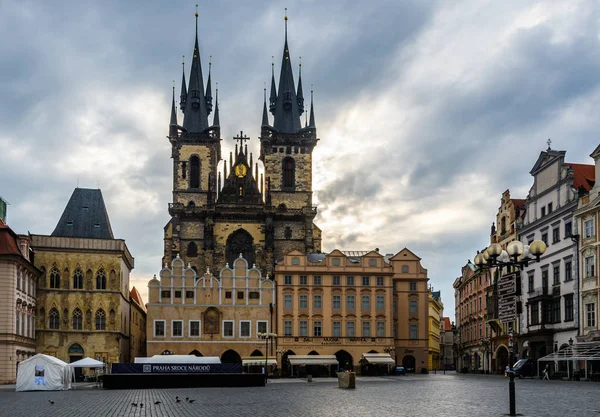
[383,347,395,375]
[276,349,286,377]
[474,239,547,417]
[257,332,277,384]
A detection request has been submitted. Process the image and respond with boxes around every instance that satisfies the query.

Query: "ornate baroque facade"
[274,248,430,374]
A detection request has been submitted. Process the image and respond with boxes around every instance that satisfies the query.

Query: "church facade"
[162,11,321,276]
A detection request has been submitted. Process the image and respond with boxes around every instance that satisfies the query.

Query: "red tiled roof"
[566,163,595,192]
[443,317,452,331]
[0,218,22,256]
[511,199,526,210]
[130,286,146,312]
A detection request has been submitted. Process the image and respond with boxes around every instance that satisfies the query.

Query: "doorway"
[68,343,84,381]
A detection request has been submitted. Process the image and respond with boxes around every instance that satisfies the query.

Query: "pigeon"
[48,400,55,405]
[185,397,189,401]
[176,398,181,403]
[154,401,161,405]
[140,403,144,408]
[131,403,138,407]
[188,399,196,404]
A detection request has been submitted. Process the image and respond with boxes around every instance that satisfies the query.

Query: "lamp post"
[276,349,286,377]
[257,332,277,384]
[383,346,395,375]
[474,239,547,417]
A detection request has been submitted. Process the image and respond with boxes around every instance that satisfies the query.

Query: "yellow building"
[31,188,135,369]
[0,216,41,383]
[428,290,443,370]
[146,255,275,365]
[275,248,429,375]
[575,144,599,341]
[129,287,147,360]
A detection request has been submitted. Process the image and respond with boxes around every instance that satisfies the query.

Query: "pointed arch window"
[95,309,106,330]
[73,268,83,289]
[50,267,61,289]
[190,156,200,189]
[283,157,295,189]
[72,308,83,330]
[187,241,198,257]
[49,308,60,330]
[96,269,106,290]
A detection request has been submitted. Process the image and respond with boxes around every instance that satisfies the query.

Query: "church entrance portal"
[226,229,254,268]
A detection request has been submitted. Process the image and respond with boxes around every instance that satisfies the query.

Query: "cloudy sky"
[1,0,598,319]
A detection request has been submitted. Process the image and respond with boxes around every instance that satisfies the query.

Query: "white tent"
[68,357,105,368]
[16,354,73,392]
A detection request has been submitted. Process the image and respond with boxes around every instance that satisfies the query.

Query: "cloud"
[1,0,598,318]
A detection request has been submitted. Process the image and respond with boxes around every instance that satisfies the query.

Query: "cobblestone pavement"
[1,373,599,417]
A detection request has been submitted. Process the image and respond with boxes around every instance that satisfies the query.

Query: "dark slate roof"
[432,290,441,301]
[272,35,302,133]
[51,188,114,239]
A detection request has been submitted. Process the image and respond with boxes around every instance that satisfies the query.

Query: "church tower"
[164,9,221,267]
[163,9,321,274]
[259,11,320,257]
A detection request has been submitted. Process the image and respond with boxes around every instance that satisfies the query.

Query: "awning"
[242,357,277,366]
[538,342,600,362]
[68,357,105,368]
[288,355,339,366]
[361,353,395,365]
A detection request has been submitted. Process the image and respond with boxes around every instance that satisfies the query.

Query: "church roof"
[51,188,114,239]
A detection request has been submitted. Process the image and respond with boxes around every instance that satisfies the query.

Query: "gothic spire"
[308,88,316,129]
[272,10,302,133]
[269,57,277,114]
[213,86,220,127]
[262,87,269,127]
[206,56,213,115]
[169,84,178,138]
[183,7,209,132]
[297,57,304,115]
[180,56,187,113]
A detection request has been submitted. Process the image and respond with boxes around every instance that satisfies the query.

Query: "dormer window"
[94,224,100,228]
[82,206,89,211]
[67,221,73,227]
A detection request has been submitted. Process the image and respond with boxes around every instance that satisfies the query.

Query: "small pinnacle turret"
[262,88,269,127]
[180,57,187,112]
[269,59,277,114]
[309,89,316,129]
[206,57,213,115]
[297,58,304,115]
[213,87,220,127]
[169,85,178,138]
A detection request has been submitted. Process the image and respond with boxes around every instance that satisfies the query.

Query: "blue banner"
[111,363,242,374]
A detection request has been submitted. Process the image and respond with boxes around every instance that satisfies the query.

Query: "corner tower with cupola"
[163,9,321,275]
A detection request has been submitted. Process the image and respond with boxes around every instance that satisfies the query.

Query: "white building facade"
[518,148,593,361]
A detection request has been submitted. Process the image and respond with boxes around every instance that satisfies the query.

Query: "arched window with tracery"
[96,269,106,290]
[49,308,60,329]
[72,308,83,330]
[73,268,83,289]
[187,241,198,257]
[190,156,200,189]
[283,157,295,189]
[50,267,60,289]
[95,309,106,330]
